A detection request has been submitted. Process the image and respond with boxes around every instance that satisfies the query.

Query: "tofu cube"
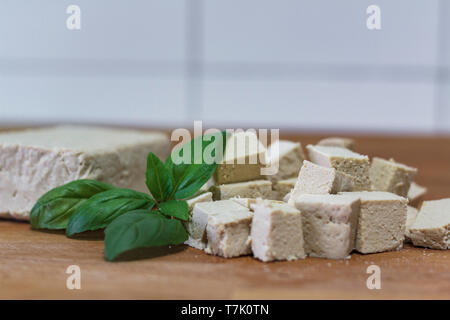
[214,131,266,184]
[307,145,371,191]
[317,137,355,150]
[211,180,272,200]
[288,160,353,205]
[272,177,297,200]
[204,201,253,258]
[188,200,253,257]
[409,199,450,250]
[265,140,305,182]
[294,194,360,259]
[0,126,169,220]
[251,201,306,262]
[370,157,417,197]
[341,191,408,254]
[184,192,213,249]
[408,182,427,207]
[405,206,419,243]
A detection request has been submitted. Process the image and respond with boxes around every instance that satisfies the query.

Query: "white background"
[0,0,449,133]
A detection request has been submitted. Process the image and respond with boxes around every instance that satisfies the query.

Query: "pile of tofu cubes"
[185,132,449,261]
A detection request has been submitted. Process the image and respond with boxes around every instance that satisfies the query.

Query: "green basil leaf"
[166,131,228,200]
[158,200,189,221]
[145,152,172,202]
[104,210,188,261]
[66,188,155,237]
[30,180,115,230]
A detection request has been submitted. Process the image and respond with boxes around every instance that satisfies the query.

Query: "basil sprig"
[30,180,115,230]
[30,131,227,261]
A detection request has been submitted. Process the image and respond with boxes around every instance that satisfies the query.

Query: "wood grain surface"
[1,131,449,300]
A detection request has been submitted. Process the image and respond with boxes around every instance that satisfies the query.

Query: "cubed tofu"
[204,201,254,258]
[307,145,371,191]
[265,140,305,182]
[405,206,419,243]
[409,199,450,250]
[0,126,170,220]
[214,131,266,184]
[408,182,427,207]
[251,201,306,262]
[272,177,297,200]
[184,192,213,249]
[340,191,408,254]
[230,197,284,210]
[317,137,355,150]
[288,160,354,205]
[370,157,417,197]
[211,180,272,200]
[294,194,360,259]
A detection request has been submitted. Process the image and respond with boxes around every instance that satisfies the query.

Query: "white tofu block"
[408,182,427,207]
[272,177,297,200]
[317,137,355,150]
[251,201,306,262]
[212,180,272,200]
[370,157,417,197]
[265,140,305,182]
[341,191,408,254]
[288,160,353,205]
[405,206,419,243]
[307,145,371,191]
[214,131,266,184]
[409,199,450,250]
[0,126,170,220]
[188,200,252,255]
[294,194,360,259]
[184,192,213,250]
[204,201,254,258]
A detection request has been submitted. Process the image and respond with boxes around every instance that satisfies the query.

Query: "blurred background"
[0,0,449,133]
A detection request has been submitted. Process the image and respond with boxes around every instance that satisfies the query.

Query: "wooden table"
[1,132,449,299]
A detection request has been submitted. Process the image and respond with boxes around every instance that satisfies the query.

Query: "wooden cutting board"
[1,132,449,299]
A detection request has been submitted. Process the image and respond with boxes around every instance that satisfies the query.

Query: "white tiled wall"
[0,0,449,133]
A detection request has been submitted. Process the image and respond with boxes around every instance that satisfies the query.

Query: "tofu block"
[294,194,360,259]
[340,191,408,253]
[230,197,284,210]
[307,145,371,191]
[203,201,254,258]
[317,137,355,150]
[0,126,170,220]
[211,180,272,200]
[409,199,450,250]
[184,192,213,249]
[288,161,353,205]
[405,206,419,243]
[265,140,305,182]
[408,182,427,207]
[370,157,417,197]
[251,201,306,262]
[272,177,297,200]
[214,131,266,184]
[187,200,252,255]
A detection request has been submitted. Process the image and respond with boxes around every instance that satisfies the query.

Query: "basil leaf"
[166,131,228,200]
[145,152,172,202]
[66,188,155,237]
[158,200,189,221]
[30,180,115,230]
[104,210,188,261]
